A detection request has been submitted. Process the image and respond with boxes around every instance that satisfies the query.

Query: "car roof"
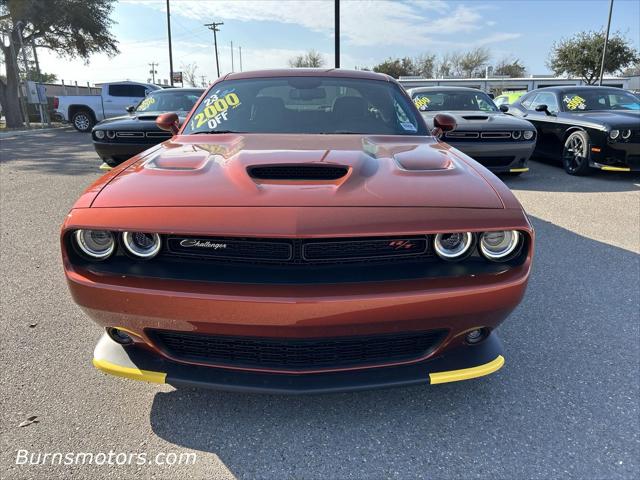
[151,88,204,93]
[408,86,488,93]
[223,68,392,82]
[527,85,628,94]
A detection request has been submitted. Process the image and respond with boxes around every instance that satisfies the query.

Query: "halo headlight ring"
[621,129,632,140]
[74,229,115,260]
[122,232,162,259]
[523,130,535,140]
[433,232,475,261]
[511,130,522,140]
[479,230,522,262]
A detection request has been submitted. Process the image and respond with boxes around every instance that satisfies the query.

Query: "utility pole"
[200,75,207,87]
[334,0,340,68]
[148,62,158,84]
[599,0,614,86]
[231,41,234,72]
[239,46,243,72]
[204,21,224,78]
[166,0,175,85]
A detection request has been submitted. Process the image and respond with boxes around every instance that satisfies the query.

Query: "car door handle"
[104,99,113,103]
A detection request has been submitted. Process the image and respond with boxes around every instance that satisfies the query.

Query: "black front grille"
[149,329,447,370]
[165,235,430,264]
[248,164,348,180]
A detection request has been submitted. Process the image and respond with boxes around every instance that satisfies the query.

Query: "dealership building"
[398,75,637,93]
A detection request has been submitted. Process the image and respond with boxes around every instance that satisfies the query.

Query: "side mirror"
[156,112,179,135]
[431,113,456,138]
[535,104,552,115]
[126,105,135,113]
[499,104,509,113]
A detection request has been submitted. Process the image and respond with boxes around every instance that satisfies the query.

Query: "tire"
[71,110,95,132]
[562,131,593,176]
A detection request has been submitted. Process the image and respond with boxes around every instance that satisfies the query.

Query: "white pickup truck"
[54,81,161,132]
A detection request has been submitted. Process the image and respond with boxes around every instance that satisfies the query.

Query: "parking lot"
[1,128,638,479]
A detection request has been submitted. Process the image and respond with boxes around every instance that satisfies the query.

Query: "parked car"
[506,86,640,175]
[493,91,526,107]
[92,87,204,167]
[61,69,534,394]
[54,81,160,132]
[408,86,536,175]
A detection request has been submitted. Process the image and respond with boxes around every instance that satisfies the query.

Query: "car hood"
[419,111,534,130]
[559,110,640,129]
[91,134,505,209]
[95,111,189,129]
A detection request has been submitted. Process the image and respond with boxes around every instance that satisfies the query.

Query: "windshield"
[561,90,640,111]
[136,90,203,113]
[182,76,426,135]
[412,90,498,112]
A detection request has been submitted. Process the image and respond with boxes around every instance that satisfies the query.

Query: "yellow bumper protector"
[509,168,529,173]
[92,358,166,384]
[601,166,630,172]
[99,163,113,171]
[429,355,505,384]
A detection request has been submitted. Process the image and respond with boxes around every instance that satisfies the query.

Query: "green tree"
[494,57,526,78]
[456,48,491,78]
[372,57,417,78]
[288,50,325,68]
[548,30,639,84]
[0,0,119,127]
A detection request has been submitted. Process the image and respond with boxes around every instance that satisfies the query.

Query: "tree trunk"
[0,40,25,128]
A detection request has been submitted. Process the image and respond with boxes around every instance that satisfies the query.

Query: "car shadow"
[498,157,640,193]
[147,217,639,479]
[0,128,104,176]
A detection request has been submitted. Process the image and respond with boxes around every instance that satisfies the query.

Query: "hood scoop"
[137,114,159,121]
[247,164,349,181]
[461,115,489,120]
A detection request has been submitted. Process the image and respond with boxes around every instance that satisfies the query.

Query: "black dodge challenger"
[408,86,537,175]
[92,87,204,167]
[505,86,640,175]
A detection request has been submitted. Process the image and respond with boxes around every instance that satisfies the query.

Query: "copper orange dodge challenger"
[61,69,534,394]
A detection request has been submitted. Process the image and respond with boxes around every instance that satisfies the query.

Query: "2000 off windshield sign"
[190,89,241,131]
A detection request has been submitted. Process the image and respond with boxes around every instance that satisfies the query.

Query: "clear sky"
[36,0,640,85]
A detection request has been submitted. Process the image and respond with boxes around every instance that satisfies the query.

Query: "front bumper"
[93,141,152,164]
[590,142,640,171]
[93,332,505,394]
[449,141,535,173]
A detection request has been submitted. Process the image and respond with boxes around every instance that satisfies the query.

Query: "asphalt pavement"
[1,129,638,479]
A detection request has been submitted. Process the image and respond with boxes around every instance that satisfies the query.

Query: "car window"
[520,93,534,109]
[183,76,426,135]
[412,91,498,112]
[529,92,559,112]
[109,84,149,97]
[560,89,640,111]
[494,96,508,106]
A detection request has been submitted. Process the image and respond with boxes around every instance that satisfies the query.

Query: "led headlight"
[433,232,474,261]
[479,230,521,261]
[511,130,522,140]
[523,130,535,140]
[106,130,116,139]
[609,129,620,140]
[94,130,105,140]
[122,232,161,259]
[621,129,632,140]
[74,229,115,260]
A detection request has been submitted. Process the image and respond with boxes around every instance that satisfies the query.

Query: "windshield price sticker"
[563,95,586,111]
[191,91,241,130]
[414,96,431,110]
[137,97,156,111]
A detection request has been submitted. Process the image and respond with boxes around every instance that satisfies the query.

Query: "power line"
[148,62,158,83]
[204,21,224,78]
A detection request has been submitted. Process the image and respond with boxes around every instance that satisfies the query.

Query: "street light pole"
[599,0,614,86]
[334,0,340,68]
[205,21,224,78]
[166,0,174,85]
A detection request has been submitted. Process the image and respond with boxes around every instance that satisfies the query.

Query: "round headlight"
[74,229,115,260]
[433,232,474,261]
[621,129,632,140]
[106,130,116,139]
[609,129,620,140]
[479,230,521,261]
[523,130,535,140]
[122,232,161,259]
[511,130,522,140]
[94,130,105,140]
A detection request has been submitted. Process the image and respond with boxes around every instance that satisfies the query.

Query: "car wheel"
[562,131,593,176]
[72,110,94,132]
